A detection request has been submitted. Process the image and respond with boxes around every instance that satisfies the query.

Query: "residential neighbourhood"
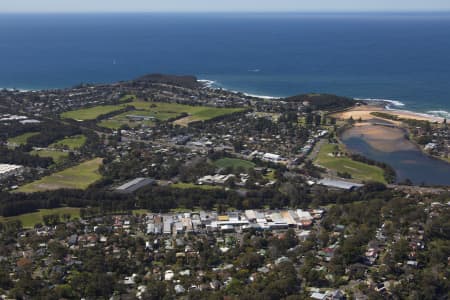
[0,75,449,299]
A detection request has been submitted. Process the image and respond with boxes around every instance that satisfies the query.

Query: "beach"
[332,104,445,124]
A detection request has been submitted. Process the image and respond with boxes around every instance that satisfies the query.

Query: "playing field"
[0,207,81,228]
[7,132,39,147]
[214,158,256,170]
[17,158,103,193]
[315,142,386,183]
[62,100,245,128]
[31,150,69,164]
[61,105,127,121]
[50,134,86,150]
[98,111,158,129]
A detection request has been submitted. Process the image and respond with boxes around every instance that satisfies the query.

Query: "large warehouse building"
[0,164,24,180]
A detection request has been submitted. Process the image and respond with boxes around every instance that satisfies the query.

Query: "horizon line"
[1,10,450,14]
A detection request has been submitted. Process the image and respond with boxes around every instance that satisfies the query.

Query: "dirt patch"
[173,116,194,127]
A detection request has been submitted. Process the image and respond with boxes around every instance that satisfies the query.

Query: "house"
[164,270,174,281]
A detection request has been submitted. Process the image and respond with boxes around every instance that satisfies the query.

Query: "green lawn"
[132,209,151,215]
[98,111,158,130]
[171,182,221,190]
[7,132,40,147]
[129,101,244,122]
[315,142,386,183]
[50,135,86,150]
[190,107,245,121]
[264,169,276,181]
[214,158,256,170]
[17,158,103,193]
[97,100,246,129]
[62,100,246,127]
[119,94,137,103]
[61,105,127,121]
[0,207,80,228]
[31,150,69,164]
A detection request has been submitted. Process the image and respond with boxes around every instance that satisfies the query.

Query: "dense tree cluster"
[283,94,355,111]
[0,146,53,168]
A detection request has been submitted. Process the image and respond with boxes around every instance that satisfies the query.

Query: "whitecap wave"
[427,110,450,119]
[243,92,281,100]
[198,78,280,99]
[354,97,405,108]
[0,87,30,92]
[198,79,217,88]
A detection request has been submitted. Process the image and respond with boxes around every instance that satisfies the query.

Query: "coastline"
[201,79,448,121]
[4,76,448,121]
[331,102,445,124]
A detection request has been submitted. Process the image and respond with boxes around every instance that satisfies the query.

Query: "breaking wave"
[198,78,281,99]
[427,110,450,119]
[354,97,405,109]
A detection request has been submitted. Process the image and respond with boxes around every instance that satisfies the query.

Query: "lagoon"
[341,124,450,186]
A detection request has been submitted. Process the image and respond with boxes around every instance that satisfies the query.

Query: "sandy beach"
[332,105,444,124]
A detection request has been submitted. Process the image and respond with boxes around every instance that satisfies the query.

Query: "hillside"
[283,93,355,111]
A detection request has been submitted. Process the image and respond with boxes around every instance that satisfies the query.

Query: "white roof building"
[0,164,24,179]
[263,153,282,162]
[296,209,313,221]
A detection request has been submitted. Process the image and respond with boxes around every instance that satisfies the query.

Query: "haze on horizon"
[1,0,450,13]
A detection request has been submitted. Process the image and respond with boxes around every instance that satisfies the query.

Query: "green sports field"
[50,134,86,150]
[98,111,159,129]
[7,132,39,147]
[31,150,69,164]
[17,158,103,193]
[61,100,246,128]
[61,105,127,121]
[0,207,81,228]
[315,142,386,183]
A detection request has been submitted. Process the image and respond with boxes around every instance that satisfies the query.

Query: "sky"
[1,0,450,13]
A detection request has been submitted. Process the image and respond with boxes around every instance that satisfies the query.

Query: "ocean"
[0,12,450,117]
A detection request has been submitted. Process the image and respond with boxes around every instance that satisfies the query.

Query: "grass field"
[0,207,80,228]
[98,111,157,129]
[119,94,137,103]
[17,158,103,193]
[61,100,245,128]
[61,105,127,121]
[7,132,39,147]
[171,182,221,190]
[315,143,386,183]
[214,158,256,170]
[50,135,86,150]
[31,150,69,164]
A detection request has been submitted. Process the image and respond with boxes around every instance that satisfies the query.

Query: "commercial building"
[116,178,155,193]
[0,164,24,180]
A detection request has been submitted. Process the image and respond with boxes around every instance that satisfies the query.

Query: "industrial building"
[115,178,155,193]
[0,164,24,180]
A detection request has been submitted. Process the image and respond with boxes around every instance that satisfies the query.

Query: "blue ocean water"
[0,12,450,116]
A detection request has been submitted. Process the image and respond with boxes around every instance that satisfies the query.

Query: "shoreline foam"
[202,78,447,119]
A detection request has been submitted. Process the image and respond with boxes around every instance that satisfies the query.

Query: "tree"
[43,214,60,226]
